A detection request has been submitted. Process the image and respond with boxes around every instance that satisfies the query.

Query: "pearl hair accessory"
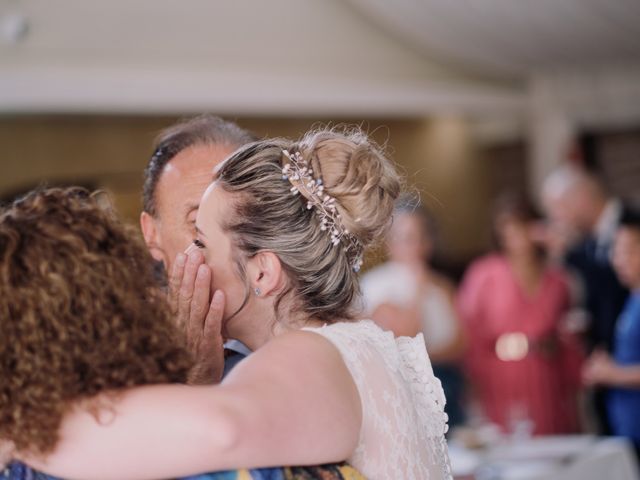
[281,149,364,272]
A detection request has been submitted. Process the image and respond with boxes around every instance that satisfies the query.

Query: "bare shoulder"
[267,328,345,355]
[221,328,363,463]
[226,328,352,386]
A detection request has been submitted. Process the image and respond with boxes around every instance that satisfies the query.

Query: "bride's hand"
[170,250,226,384]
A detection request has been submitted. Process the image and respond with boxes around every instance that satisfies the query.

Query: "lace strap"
[397,334,452,478]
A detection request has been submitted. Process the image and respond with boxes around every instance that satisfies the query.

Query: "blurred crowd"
[361,165,640,457]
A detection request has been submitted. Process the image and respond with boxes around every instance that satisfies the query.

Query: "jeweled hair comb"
[281,149,364,272]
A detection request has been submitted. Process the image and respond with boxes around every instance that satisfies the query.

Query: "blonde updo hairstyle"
[216,128,401,323]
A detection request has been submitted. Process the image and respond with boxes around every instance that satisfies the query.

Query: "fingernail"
[188,251,202,264]
[176,253,186,266]
[197,264,208,276]
[213,290,224,303]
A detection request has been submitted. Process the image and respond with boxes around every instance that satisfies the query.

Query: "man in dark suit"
[543,165,629,433]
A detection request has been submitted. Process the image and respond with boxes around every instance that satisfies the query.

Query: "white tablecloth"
[449,435,639,480]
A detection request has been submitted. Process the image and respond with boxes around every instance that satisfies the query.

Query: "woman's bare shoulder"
[226,328,355,386]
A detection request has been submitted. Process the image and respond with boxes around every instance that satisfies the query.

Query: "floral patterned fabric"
[1,462,365,480]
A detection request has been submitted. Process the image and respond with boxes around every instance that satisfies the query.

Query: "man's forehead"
[155,143,235,215]
[161,144,233,178]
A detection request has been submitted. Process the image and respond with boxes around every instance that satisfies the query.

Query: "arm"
[608,366,640,388]
[371,302,422,337]
[583,350,640,389]
[427,277,465,363]
[0,440,12,469]
[20,331,362,480]
[456,262,488,382]
[371,273,465,360]
[555,273,585,389]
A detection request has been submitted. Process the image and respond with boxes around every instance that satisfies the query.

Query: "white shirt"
[593,198,622,259]
[361,262,457,352]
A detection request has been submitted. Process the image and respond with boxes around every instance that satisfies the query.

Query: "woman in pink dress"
[458,193,583,435]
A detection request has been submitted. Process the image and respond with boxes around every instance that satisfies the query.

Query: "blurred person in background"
[361,196,466,427]
[0,187,363,480]
[140,115,257,376]
[542,165,629,434]
[458,192,582,436]
[583,207,640,458]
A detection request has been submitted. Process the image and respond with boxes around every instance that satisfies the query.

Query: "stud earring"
[254,287,261,297]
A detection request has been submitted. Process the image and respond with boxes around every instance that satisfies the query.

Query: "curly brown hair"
[0,187,193,456]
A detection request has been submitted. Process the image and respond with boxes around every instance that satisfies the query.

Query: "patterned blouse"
[2,461,365,480]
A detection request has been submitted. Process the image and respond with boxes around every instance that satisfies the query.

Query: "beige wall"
[0,115,493,261]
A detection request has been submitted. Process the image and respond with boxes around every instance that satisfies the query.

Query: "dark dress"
[566,235,629,434]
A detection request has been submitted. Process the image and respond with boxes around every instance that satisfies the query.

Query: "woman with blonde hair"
[2,128,451,480]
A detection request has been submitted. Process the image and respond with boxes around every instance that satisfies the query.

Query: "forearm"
[371,303,421,337]
[607,365,640,388]
[19,332,361,480]
[20,385,242,480]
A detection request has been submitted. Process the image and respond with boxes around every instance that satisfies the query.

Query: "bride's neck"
[232,309,328,352]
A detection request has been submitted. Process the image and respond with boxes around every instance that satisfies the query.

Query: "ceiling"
[2,0,639,115]
[348,0,640,75]
[0,0,525,115]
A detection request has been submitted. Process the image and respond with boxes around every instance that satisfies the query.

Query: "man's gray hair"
[541,164,605,201]
[142,114,257,216]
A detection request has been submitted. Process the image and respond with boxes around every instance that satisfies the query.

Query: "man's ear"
[140,211,168,265]
[247,251,284,297]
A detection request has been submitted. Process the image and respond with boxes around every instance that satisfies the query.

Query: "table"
[449,435,639,480]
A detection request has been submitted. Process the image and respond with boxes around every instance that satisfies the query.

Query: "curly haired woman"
[0,188,360,480]
[2,128,451,480]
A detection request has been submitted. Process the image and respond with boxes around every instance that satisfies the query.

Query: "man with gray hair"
[141,115,256,274]
[140,115,256,381]
[542,164,629,433]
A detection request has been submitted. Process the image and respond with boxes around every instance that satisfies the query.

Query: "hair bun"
[296,128,401,249]
[215,127,402,322]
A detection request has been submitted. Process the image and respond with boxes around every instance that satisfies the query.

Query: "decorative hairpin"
[281,150,364,272]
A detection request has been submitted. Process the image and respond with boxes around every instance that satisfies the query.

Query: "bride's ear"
[247,251,285,297]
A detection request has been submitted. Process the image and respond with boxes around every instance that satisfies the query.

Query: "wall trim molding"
[1,65,526,117]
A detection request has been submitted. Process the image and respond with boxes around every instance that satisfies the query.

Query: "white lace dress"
[304,320,452,480]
